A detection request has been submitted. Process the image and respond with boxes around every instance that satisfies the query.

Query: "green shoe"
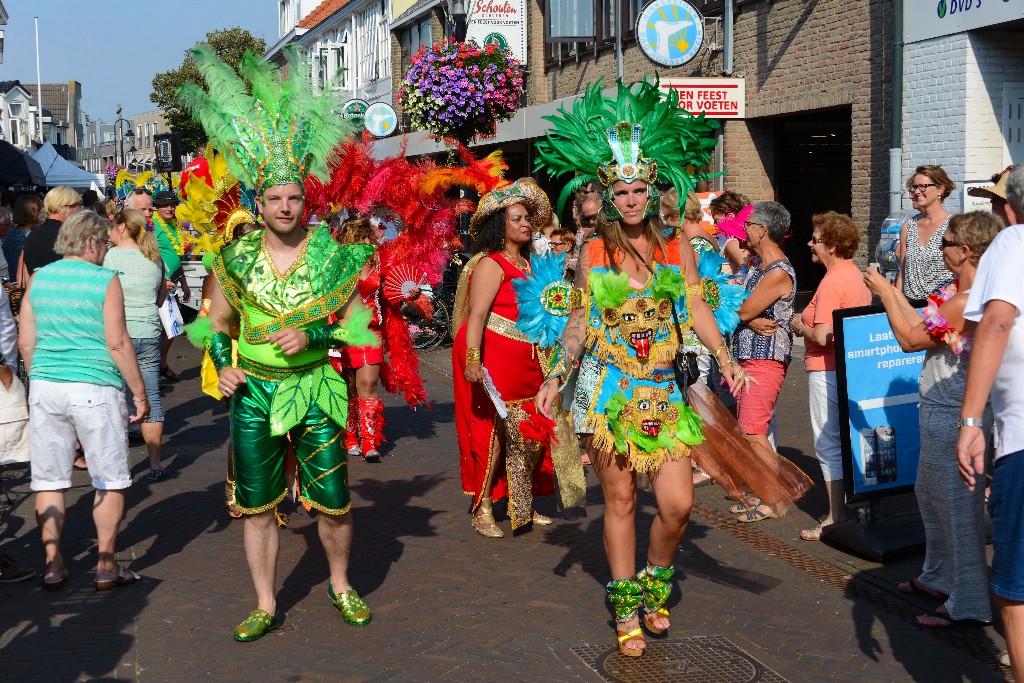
[328,584,372,626]
[233,608,284,642]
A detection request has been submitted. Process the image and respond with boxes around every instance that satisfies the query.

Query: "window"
[9,118,19,145]
[400,18,435,73]
[357,4,383,84]
[545,0,647,64]
[377,11,390,81]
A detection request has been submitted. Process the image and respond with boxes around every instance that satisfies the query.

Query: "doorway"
[774,108,852,294]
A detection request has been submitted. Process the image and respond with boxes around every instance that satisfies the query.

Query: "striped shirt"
[29,259,122,388]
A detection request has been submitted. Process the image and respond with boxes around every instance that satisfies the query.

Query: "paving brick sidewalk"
[0,344,1011,682]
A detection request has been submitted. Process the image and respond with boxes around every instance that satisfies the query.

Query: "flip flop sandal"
[95,567,140,591]
[736,505,777,523]
[43,569,69,592]
[898,578,946,600]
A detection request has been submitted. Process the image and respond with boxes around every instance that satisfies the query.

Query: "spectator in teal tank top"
[104,208,168,480]
[18,210,150,592]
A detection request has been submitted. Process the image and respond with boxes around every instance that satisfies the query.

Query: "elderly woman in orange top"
[791,212,871,540]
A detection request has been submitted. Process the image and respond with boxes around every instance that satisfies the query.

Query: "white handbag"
[0,371,29,465]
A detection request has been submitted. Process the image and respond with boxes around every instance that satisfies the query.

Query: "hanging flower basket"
[104,164,122,182]
[399,38,524,143]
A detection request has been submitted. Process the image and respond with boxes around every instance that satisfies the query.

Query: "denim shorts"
[129,336,164,422]
[990,450,1024,601]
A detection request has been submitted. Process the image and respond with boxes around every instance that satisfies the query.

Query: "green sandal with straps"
[607,577,645,657]
[637,564,675,635]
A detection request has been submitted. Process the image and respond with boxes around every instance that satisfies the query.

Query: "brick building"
[382,0,896,289]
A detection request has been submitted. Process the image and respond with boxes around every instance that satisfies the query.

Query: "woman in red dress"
[452,181,556,538]
[332,218,387,462]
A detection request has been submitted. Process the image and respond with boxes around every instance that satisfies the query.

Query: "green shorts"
[230,374,350,515]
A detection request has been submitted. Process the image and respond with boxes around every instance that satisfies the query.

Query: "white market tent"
[32,142,106,190]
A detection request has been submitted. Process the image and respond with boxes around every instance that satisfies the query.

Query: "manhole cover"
[572,635,788,682]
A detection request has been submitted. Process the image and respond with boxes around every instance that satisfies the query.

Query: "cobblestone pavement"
[0,344,1013,682]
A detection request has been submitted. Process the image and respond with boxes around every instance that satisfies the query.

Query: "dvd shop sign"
[904,0,1024,44]
[660,78,745,119]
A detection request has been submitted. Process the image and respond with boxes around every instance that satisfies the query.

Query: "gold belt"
[485,312,532,344]
[238,355,329,382]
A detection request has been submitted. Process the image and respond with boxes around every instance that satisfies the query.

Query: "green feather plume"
[535,77,722,214]
[590,270,632,310]
[650,267,685,303]
[183,316,215,350]
[674,403,705,446]
[340,304,381,348]
[177,43,354,194]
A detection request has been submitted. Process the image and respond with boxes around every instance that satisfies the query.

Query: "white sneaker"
[347,446,361,457]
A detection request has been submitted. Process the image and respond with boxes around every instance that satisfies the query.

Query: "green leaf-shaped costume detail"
[270,372,312,435]
[310,364,351,430]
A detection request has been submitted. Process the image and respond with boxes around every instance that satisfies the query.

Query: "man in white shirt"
[958,163,1024,674]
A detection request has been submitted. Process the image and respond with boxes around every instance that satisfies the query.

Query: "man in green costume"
[180,44,377,641]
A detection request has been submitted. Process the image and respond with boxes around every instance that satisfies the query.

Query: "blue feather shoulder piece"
[697,249,749,335]
[512,252,573,348]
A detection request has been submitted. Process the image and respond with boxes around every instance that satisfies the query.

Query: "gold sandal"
[472,497,504,538]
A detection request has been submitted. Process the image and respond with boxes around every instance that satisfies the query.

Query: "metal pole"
[723,0,734,75]
[614,0,623,80]
[890,0,904,213]
[34,17,43,142]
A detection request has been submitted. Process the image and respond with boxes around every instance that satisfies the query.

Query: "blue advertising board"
[834,305,925,503]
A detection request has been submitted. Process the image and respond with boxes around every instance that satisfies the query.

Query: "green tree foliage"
[150,27,267,151]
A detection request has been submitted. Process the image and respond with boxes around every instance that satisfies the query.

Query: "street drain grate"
[692,501,1010,678]
[572,635,788,683]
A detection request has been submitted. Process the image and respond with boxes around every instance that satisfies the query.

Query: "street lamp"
[114,104,135,168]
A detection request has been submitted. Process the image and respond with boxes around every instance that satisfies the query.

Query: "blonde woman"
[103,209,168,480]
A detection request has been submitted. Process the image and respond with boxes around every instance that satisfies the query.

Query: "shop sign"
[637,0,704,68]
[835,306,925,503]
[466,0,528,65]
[660,78,745,118]
[904,0,1024,44]
[365,102,398,138]
[343,99,369,118]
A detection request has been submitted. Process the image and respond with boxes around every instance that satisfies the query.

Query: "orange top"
[587,235,683,270]
[802,260,872,372]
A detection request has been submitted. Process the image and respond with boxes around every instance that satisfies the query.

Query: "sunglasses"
[579,214,598,226]
[940,238,962,249]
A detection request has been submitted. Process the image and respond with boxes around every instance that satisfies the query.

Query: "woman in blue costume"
[534,80,753,657]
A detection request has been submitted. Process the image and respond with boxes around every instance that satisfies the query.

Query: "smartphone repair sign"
[834,306,925,503]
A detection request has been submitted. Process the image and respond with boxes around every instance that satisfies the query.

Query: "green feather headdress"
[534,77,721,215]
[177,44,353,195]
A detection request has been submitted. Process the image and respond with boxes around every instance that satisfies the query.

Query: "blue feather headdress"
[512,252,572,348]
[697,249,748,335]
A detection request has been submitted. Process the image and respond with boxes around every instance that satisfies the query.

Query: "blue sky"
[0,0,279,123]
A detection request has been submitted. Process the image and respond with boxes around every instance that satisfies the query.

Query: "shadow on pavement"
[274,472,447,613]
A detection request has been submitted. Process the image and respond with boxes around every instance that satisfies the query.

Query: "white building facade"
[0,81,40,150]
[268,0,394,108]
[902,2,1024,212]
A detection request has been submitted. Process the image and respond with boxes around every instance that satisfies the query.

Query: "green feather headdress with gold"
[177,44,354,195]
[534,77,721,215]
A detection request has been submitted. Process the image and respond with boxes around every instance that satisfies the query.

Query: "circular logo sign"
[364,102,398,138]
[483,33,509,51]
[636,0,704,68]
[343,99,369,118]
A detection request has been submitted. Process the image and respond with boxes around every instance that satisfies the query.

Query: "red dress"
[338,266,385,368]
[453,253,554,519]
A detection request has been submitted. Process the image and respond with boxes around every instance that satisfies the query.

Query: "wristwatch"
[957,417,984,428]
